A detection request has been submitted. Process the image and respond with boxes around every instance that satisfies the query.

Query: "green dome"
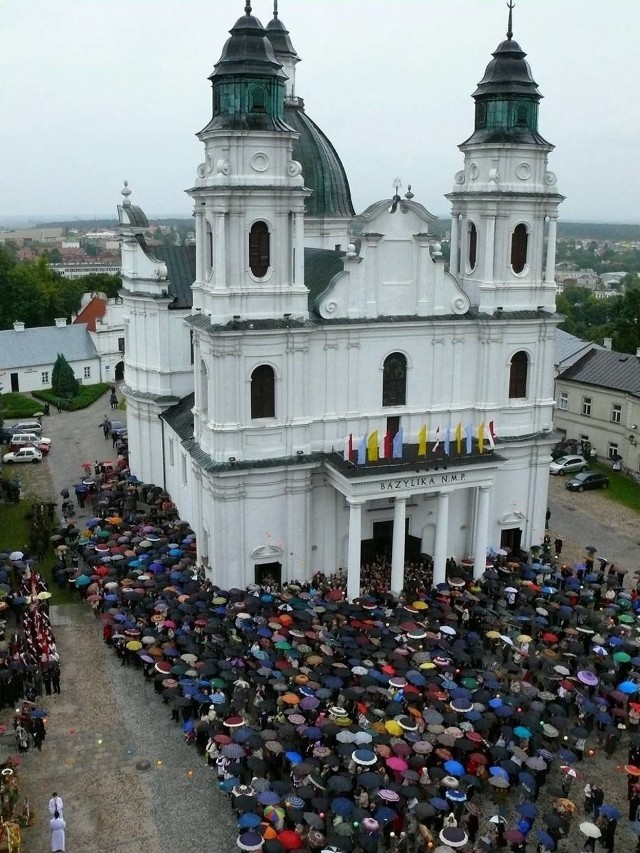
[284,102,354,219]
[462,32,551,146]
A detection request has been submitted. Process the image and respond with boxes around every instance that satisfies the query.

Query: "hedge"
[0,393,45,419]
[31,382,111,411]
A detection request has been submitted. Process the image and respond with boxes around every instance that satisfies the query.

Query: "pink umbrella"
[577,670,599,686]
[386,756,408,772]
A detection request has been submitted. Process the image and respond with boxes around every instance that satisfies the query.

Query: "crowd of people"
[34,455,640,853]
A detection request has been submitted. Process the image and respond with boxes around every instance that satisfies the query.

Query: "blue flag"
[392,428,403,459]
[444,427,451,456]
[465,423,473,454]
[357,435,366,465]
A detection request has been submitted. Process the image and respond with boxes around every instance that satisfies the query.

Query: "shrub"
[51,353,79,399]
[0,393,45,418]
[32,383,111,411]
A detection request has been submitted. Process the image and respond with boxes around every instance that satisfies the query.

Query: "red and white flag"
[343,433,353,462]
[487,420,496,450]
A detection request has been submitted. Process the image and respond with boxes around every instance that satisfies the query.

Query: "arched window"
[475,102,487,129]
[200,360,209,417]
[516,103,528,127]
[511,223,528,274]
[249,221,270,278]
[468,222,477,271]
[251,86,266,112]
[251,365,275,418]
[382,353,407,407]
[509,351,529,399]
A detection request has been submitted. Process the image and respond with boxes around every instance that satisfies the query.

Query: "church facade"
[119,4,563,594]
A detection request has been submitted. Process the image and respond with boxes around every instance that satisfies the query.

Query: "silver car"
[549,454,588,475]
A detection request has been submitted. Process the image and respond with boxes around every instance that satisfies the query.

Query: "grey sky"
[1,0,638,222]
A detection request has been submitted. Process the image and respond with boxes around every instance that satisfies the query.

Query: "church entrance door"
[255,562,281,587]
[500,527,522,557]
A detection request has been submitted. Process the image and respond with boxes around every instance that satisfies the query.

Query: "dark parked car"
[565,471,610,492]
[0,428,13,444]
[107,420,127,438]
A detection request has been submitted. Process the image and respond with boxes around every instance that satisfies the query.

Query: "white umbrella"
[579,822,602,839]
[9,551,23,561]
[440,625,457,635]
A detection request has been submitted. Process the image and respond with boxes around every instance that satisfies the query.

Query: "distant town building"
[49,261,121,279]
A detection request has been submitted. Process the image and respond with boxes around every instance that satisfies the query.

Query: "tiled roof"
[558,348,640,397]
[305,248,346,309]
[161,393,195,440]
[0,324,98,370]
[554,329,601,369]
[153,245,196,309]
[73,297,106,332]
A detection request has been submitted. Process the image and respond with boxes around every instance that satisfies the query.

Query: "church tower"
[447,4,563,313]
[188,2,309,325]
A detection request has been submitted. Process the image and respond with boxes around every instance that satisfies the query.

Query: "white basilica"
[119,3,563,595]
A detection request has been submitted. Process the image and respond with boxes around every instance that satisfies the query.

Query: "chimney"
[12,321,25,332]
[603,337,612,350]
[54,317,67,328]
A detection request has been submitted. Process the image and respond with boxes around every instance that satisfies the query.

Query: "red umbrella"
[542,632,559,643]
[277,829,303,850]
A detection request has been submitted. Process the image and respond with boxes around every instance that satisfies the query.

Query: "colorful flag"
[444,427,451,456]
[488,420,496,450]
[455,423,463,455]
[357,435,366,465]
[367,430,379,462]
[392,428,404,459]
[418,424,427,458]
[382,431,392,459]
[477,422,485,454]
[465,424,473,454]
[432,425,441,453]
[343,433,353,462]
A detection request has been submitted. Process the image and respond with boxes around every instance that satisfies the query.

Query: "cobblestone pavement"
[11,603,237,852]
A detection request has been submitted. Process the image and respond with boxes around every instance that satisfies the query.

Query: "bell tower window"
[516,103,528,127]
[249,221,270,278]
[509,351,529,399]
[251,365,275,419]
[250,86,266,113]
[475,102,487,129]
[511,223,528,274]
[467,222,478,271]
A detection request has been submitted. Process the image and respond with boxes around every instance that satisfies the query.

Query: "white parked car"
[549,454,588,475]
[2,447,43,464]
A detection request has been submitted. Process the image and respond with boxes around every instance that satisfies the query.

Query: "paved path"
[6,391,237,851]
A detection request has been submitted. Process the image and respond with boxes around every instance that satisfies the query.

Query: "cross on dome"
[506,0,515,40]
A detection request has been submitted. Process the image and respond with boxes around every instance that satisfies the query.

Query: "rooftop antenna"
[506,0,514,40]
[273,0,278,18]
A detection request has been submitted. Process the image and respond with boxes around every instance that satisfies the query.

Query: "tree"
[43,247,63,264]
[51,353,79,399]
[83,242,100,257]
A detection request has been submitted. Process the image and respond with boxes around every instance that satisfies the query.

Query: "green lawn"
[0,501,75,604]
[32,382,110,411]
[593,460,640,512]
[0,393,44,418]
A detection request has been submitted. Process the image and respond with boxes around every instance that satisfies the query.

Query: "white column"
[433,491,450,587]
[214,210,226,287]
[484,215,496,281]
[545,216,558,283]
[347,500,363,601]
[473,485,492,579]
[449,214,460,277]
[390,498,407,595]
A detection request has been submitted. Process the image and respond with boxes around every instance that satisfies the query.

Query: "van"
[10,433,52,450]
[12,421,42,435]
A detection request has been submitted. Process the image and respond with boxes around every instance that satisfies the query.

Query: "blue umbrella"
[514,726,532,739]
[618,681,638,694]
[430,797,449,811]
[445,789,467,802]
[489,767,509,779]
[537,829,554,848]
[285,751,303,765]
[599,804,621,820]
[518,772,536,790]
[374,807,396,824]
[258,791,281,805]
[238,813,261,829]
[494,705,514,717]
[444,760,465,777]
[331,797,354,817]
[516,802,538,819]
[488,698,503,709]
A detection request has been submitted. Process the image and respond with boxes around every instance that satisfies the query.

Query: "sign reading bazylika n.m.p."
[379,472,467,491]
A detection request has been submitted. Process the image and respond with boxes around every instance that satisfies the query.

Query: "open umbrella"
[579,822,601,838]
